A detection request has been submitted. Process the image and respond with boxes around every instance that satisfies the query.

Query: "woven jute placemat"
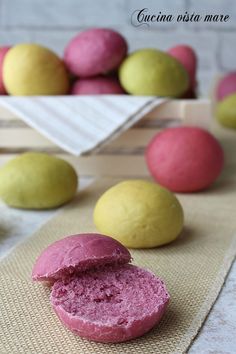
[0,126,236,354]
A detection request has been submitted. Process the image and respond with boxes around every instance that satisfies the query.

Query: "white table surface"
[0,177,235,354]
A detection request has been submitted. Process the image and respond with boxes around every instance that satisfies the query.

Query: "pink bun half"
[71,76,125,95]
[51,264,170,343]
[216,72,236,101]
[168,45,197,90]
[146,127,224,193]
[0,46,10,94]
[64,28,127,77]
[32,233,131,282]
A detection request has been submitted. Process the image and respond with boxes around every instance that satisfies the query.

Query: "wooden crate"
[0,99,211,177]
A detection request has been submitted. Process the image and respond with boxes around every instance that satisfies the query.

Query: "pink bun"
[216,72,236,101]
[51,264,169,343]
[32,233,131,282]
[71,76,125,95]
[64,28,127,77]
[146,127,224,192]
[168,45,197,90]
[0,46,10,94]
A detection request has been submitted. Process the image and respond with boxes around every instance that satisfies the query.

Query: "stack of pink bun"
[64,28,127,95]
[32,233,169,343]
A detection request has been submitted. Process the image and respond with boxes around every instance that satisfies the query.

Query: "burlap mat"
[0,126,236,354]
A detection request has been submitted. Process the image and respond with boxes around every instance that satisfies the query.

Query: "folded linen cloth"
[0,95,165,155]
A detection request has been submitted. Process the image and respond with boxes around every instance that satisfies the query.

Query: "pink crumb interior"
[46,254,131,281]
[51,264,169,327]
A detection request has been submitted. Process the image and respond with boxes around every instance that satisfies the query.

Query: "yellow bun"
[119,49,189,97]
[216,93,236,129]
[94,180,184,248]
[3,43,69,95]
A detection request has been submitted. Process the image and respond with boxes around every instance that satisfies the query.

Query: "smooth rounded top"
[119,48,189,97]
[146,127,224,192]
[216,72,236,101]
[0,152,78,209]
[32,233,131,282]
[3,43,69,95]
[94,180,184,248]
[216,93,236,129]
[64,28,127,77]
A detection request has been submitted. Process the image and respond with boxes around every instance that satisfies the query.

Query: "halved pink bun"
[51,264,169,343]
[216,72,236,101]
[0,46,10,94]
[146,127,224,192]
[32,233,170,342]
[32,233,131,282]
[168,45,197,90]
[64,28,127,77]
[71,76,125,95]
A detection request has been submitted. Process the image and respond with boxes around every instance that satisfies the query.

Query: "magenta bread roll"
[64,28,127,77]
[32,233,131,282]
[51,264,169,343]
[146,127,224,193]
[32,233,169,343]
[216,72,236,101]
[71,76,125,95]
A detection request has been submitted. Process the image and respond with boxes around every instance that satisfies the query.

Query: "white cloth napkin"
[0,95,165,156]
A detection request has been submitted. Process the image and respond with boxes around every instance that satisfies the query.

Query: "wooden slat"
[0,154,149,177]
[0,128,54,148]
[0,105,17,120]
[0,127,162,150]
[0,99,212,154]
